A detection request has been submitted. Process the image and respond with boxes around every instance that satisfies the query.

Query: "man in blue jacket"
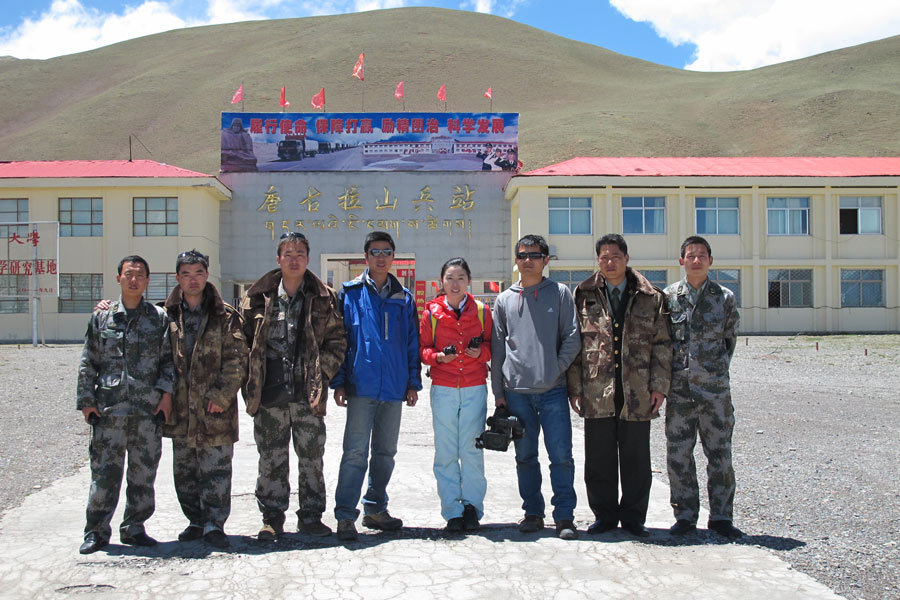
[331,231,422,542]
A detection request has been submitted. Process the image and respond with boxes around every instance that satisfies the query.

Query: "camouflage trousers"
[253,400,326,527]
[172,438,234,534]
[84,415,162,542]
[665,393,736,524]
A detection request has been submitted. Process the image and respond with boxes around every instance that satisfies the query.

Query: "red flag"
[484,87,492,99]
[231,84,243,104]
[394,81,405,100]
[352,53,365,81]
[279,86,290,108]
[437,84,446,102]
[487,281,500,293]
[311,87,325,109]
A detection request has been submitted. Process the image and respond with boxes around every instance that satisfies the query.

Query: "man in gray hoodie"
[491,234,582,540]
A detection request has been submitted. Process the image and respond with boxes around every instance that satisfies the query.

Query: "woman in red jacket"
[420,257,492,533]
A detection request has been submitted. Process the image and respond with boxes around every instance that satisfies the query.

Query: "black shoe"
[669,519,697,536]
[708,520,743,540]
[445,517,465,533]
[621,522,650,537]
[518,515,544,533]
[79,533,108,555]
[555,520,578,540]
[587,520,617,535]
[462,504,480,531]
[204,530,230,549]
[120,532,158,547]
[177,525,204,542]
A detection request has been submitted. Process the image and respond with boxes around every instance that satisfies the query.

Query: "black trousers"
[584,416,651,526]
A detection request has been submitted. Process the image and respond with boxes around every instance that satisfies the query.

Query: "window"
[0,275,28,313]
[696,197,739,234]
[59,274,104,313]
[768,269,812,307]
[0,198,29,239]
[642,269,667,289]
[841,269,884,307]
[839,196,882,234]
[548,197,591,235]
[549,269,595,292]
[709,269,741,306]
[146,273,177,303]
[59,198,103,237]
[133,197,178,236]
[622,196,666,234]
[767,197,809,235]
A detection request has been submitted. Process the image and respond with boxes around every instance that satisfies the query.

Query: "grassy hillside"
[0,7,897,174]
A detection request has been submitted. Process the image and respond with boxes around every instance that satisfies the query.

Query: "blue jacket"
[331,270,422,401]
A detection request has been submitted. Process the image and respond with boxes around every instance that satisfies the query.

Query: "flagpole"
[362,80,366,112]
[241,80,245,112]
[282,84,285,113]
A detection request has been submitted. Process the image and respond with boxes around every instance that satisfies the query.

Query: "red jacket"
[419,293,492,389]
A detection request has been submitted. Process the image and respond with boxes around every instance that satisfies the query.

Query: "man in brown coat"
[567,234,672,537]
[240,232,346,540]
[164,250,248,549]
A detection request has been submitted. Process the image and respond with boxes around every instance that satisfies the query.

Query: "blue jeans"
[334,396,403,522]
[505,385,576,522]
[431,384,488,521]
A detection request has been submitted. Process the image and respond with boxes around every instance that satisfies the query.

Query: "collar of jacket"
[164,282,227,316]
[676,278,722,297]
[577,267,656,297]
[345,269,406,300]
[246,268,331,308]
[111,296,156,320]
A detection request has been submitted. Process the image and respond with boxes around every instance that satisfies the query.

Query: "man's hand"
[569,395,583,416]
[155,392,173,423]
[405,389,418,407]
[494,395,507,408]
[334,387,347,407]
[650,391,666,415]
[82,407,100,423]
[207,401,225,414]
[95,299,111,311]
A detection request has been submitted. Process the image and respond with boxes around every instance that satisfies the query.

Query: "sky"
[0,0,897,70]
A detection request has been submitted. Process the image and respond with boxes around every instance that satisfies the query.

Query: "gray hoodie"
[491,277,582,397]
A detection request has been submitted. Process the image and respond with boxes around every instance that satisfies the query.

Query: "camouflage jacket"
[664,278,739,404]
[566,268,672,421]
[163,283,248,447]
[240,269,346,417]
[77,297,174,416]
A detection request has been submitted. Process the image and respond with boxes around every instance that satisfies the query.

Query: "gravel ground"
[1,337,898,599]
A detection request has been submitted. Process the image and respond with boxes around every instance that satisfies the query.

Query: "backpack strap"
[428,308,438,345]
[474,299,486,335]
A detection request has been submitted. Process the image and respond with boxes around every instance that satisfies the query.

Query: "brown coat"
[566,268,672,421]
[163,283,248,447]
[240,268,346,417]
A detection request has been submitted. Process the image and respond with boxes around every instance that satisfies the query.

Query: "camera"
[475,406,525,452]
[467,336,483,349]
[442,345,457,355]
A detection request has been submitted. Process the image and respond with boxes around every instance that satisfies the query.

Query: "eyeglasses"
[516,252,546,260]
[367,248,394,257]
[280,231,308,241]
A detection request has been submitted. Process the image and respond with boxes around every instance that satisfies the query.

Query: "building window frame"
[768,268,813,307]
[641,269,667,290]
[767,197,810,236]
[146,273,177,304]
[548,268,596,293]
[0,198,29,239]
[59,198,103,237]
[133,197,178,237]
[709,268,741,306]
[622,196,666,235]
[695,197,739,235]
[0,274,29,313]
[58,273,104,313]
[840,269,884,307]
[839,196,882,235]
[548,196,592,235]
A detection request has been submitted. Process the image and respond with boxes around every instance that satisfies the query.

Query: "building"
[0,160,231,342]
[505,157,900,333]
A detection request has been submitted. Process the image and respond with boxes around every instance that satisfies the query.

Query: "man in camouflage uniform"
[664,236,742,540]
[241,232,346,540]
[76,255,174,554]
[567,234,671,537]
[163,250,248,549]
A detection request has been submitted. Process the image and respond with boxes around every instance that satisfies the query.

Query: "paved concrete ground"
[0,382,841,599]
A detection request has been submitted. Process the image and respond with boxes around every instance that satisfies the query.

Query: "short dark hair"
[440,257,471,280]
[176,249,209,274]
[117,255,150,276]
[364,231,395,253]
[277,231,310,256]
[680,236,712,258]
[595,234,628,256]
[515,234,549,256]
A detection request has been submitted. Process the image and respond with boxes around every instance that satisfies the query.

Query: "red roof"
[0,160,210,179]
[523,157,900,178]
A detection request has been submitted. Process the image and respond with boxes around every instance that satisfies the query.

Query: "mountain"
[0,7,897,174]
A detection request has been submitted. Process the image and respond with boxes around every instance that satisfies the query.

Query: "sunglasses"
[178,250,209,262]
[280,231,308,241]
[516,252,546,260]
[367,248,394,257]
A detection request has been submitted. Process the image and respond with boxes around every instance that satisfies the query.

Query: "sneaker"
[298,519,333,537]
[445,517,465,533]
[555,520,578,540]
[337,520,358,542]
[462,504,480,531]
[362,511,403,531]
[204,530,230,549]
[518,515,544,533]
[177,525,204,542]
[257,523,283,542]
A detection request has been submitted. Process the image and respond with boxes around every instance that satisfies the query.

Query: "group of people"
[75,228,741,555]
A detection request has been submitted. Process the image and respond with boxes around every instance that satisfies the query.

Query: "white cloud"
[610,0,900,71]
[461,0,526,18]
